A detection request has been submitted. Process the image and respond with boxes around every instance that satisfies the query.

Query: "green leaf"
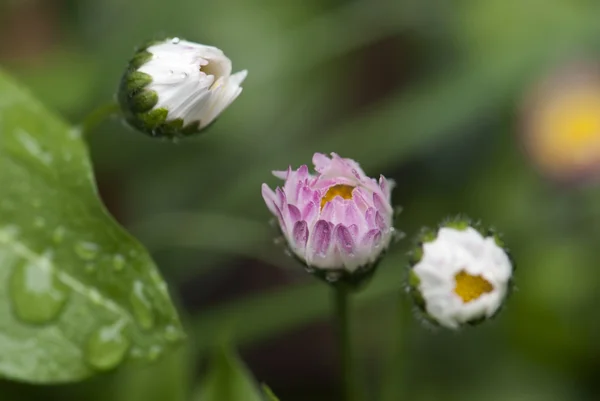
[0,69,184,383]
[194,347,264,401]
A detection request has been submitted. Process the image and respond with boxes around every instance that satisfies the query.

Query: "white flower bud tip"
[118,37,247,138]
[408,219,514,329]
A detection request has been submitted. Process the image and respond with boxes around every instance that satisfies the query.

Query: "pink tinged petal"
[287,204,301,223]
[362,229,382,246]
[344,201,362,226]
[373,192,392,215]
[292,221,309,250]
[312,153,331,172]
[320,201,335,222]
[273,204,287,231]
[272,168,289,180]
[276,187,287,208]
[352,188,371,212]
[261,184,278,215]
[297,165,309,180]
[312,220,332,255]
[302,201,317,221]
[298,186,316,205]
[335,224,355,256]
[311,190,321,204]
[379,175,395,197]
[348,224,359,238]
[365,207,377,229]
[375,211,387,230]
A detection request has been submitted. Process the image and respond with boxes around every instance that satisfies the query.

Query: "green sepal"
[130,50,153,70]
[130,89,159,113]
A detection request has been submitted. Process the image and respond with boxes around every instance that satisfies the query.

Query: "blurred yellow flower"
[523,63,600,182]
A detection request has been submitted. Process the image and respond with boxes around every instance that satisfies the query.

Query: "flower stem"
[334,284,356,401]
[77,101,121,137]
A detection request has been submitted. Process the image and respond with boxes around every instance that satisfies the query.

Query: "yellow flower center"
[320,184,355,210]
[453,270,494,303]
[535,92,600,170]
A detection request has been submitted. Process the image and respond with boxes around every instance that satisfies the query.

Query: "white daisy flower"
[409,221,513,329]
[118,37,247,138]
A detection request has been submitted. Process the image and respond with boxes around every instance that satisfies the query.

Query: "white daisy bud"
[408,220,513,329]
[118,37,247,138]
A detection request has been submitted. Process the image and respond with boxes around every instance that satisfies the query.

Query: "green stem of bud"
[333,284,357,401]
[78,101,122,137]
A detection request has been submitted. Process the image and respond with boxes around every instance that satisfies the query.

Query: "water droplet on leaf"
[130,281,154,330]
[52,226,66,243]
[112,254,125,271]
[85,320,130,371]
[147,345,162,361]
[10,257,69,324]
[164,325,181,342]
[75,241,99,261]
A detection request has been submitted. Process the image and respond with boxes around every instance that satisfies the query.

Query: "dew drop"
[112,254,125,271]
[164,325,181,342]
[171,37,180,44]
[147,345,162,361]
[130,281,155,330]
[85,320,130,371]
[9,257,69,324]
[52,226,66,244]
[75,241,99,261]
[130,347,144,359]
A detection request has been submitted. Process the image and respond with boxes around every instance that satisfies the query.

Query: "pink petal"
[362,229,382,247]
[273,203,286,231]
[312,153,331,172]
[297,165,309,180]
[335,224,355,255]
[352,188,371,212]
[373,192,392,215]
[292,220,309,250]
[261,184,279,215]
[302,201,317,221]
[365,207,377,229]
[348,224,359,238]
[298,185,314,205]
[375,211,386,231]
[287,204,301,223]
[344,201,362,226]
[320,201,335,222]
[272,167,290,180]
[276,187,287,208]
[311,220,332,255]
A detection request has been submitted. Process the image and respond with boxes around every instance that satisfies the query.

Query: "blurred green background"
[2,0,600,400]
